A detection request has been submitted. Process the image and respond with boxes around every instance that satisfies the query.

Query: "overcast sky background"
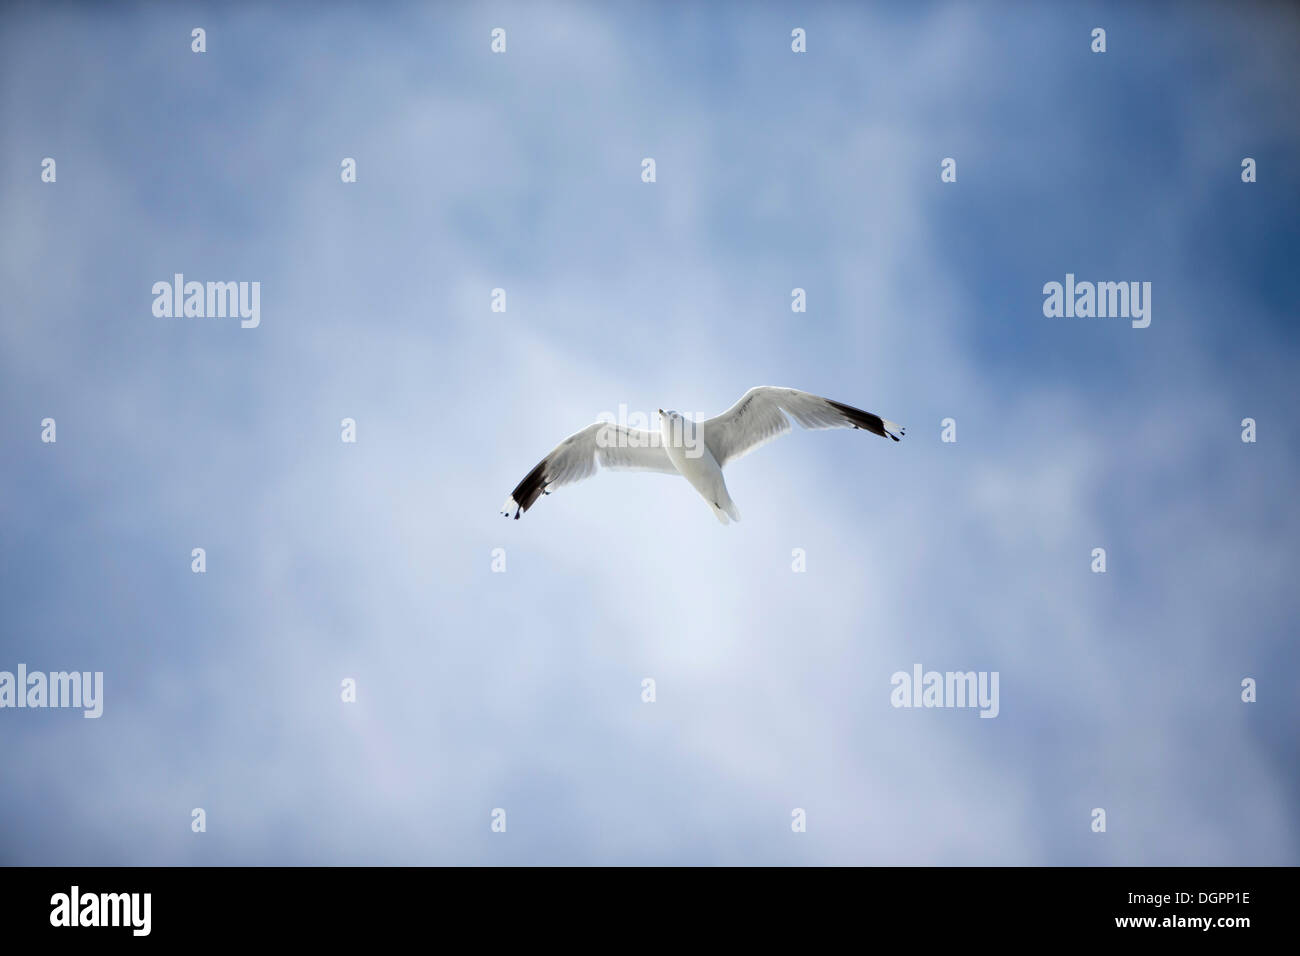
[1,2,1297,864]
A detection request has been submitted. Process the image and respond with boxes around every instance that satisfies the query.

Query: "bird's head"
[658,409,701,454]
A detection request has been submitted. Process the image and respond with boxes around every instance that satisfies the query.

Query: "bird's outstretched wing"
[703,386,904,468]
[501,422,679,519]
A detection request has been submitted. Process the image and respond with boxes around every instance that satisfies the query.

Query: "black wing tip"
[502,458,552,520]
[825,398,904,442]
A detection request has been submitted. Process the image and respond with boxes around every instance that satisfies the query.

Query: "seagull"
[500,386,903,524]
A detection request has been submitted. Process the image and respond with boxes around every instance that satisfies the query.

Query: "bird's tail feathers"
[710,497,741,524]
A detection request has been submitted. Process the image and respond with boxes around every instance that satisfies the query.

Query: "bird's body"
[500,386,903,524]
[660,419,740,523]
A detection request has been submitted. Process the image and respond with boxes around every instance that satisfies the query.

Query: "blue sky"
[1,1,1297,864]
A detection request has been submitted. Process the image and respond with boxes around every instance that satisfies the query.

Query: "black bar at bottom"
[0,865,1281,941]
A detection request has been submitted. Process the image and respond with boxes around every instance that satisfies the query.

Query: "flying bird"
[500,386,903,524]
